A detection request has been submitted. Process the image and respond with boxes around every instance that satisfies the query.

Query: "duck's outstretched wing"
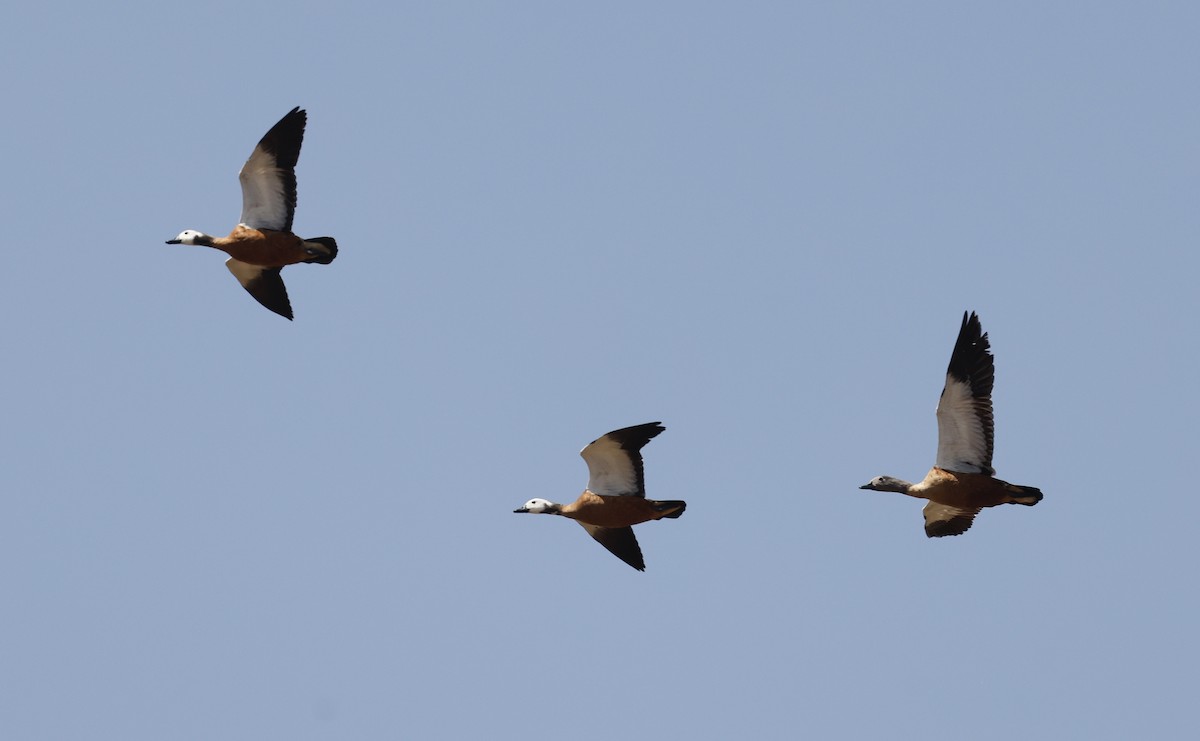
[238,107,305,232]
[923,502,981,538]
[580,422,665,497]
[577,523,645,571]
[935,312,995,475]
[225,259,293,320]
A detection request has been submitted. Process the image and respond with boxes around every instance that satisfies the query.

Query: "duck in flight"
[167,107,337,320]
[514,422,686,571]
[860,312,1043,537]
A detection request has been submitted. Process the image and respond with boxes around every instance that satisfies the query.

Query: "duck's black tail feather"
[303,237,338,265]
[1005,484,1043,506]
[651,500,687,519]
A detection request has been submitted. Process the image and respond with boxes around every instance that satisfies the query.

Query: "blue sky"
[1,2,1197,738]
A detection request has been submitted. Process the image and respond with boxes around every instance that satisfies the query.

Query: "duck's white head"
[166,229,213,246]
[513,498,558,514]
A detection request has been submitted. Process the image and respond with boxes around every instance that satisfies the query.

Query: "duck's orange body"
[559,492,686,529]
[911,467,1038,511]
[213,226,322,267]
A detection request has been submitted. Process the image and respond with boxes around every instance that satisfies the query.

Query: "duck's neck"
[882,478,916,495]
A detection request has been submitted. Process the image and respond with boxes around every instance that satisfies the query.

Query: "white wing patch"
[580,434,642,497]
[935,374,992,474]
[225,258,266,287]
[238,146,290,231]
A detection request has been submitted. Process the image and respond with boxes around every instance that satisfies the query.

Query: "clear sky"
[1,2,1197,739]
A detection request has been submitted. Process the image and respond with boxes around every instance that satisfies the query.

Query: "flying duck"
[167,107,337,320]
[860,312,1043,537]
[514,422,686,571]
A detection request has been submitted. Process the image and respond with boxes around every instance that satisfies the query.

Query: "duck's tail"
[650,500,687,519]
[1004,483,1043,506]
[302,237,338,265]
